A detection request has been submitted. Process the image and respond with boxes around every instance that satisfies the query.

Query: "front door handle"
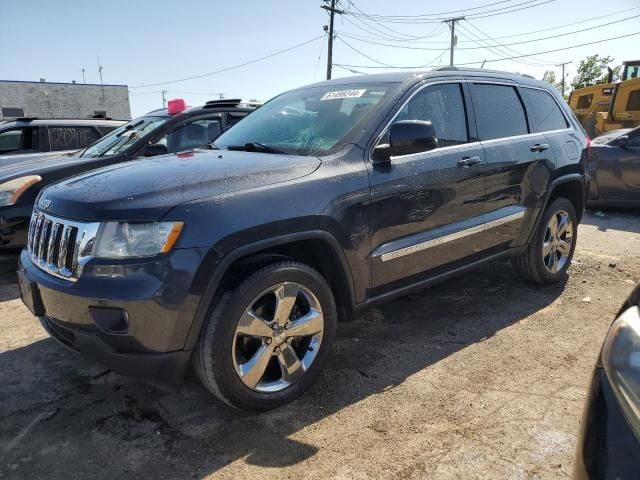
[457,156,482,168]
[531,143,550,152]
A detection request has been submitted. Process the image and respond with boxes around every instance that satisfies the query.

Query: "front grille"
[27,210,100,281]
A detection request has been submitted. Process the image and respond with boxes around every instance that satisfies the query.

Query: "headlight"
[94,221,183,258]
[0,175,42,206]
[602,305,640,438]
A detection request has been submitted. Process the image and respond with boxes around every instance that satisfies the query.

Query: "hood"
[0,150,79,179]
[39,150,321,221]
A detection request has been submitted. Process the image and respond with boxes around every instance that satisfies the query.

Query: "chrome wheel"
[232,282,324,393]
[542,209,573,273]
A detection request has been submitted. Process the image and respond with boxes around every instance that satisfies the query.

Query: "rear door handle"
[457,156,482,168]
[531,143,550,152]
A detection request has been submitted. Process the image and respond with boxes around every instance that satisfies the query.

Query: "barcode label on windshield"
[320,89,366,101]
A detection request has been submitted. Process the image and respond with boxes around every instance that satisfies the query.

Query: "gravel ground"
[1,209,639,480]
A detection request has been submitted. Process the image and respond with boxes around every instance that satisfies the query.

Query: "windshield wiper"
[226,142,285,154]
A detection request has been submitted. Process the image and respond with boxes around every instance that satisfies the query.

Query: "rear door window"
[48,126,101,151]
[0,127,38,154]
[520,88,568,133]
[470,84,528,141]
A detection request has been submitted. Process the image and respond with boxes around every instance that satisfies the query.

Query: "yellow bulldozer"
[569,60,640,138]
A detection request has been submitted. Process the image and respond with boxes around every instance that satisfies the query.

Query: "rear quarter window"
[520,88,568,133]
[470,84,528,141]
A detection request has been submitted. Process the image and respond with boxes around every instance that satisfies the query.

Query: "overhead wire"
[130,35,325,88]
[333,30,640,69]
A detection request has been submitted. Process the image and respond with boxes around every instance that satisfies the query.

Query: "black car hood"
[0,151,81,179]
[40,150,321,221]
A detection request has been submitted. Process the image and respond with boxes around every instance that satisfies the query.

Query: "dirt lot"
[1,209,639,480]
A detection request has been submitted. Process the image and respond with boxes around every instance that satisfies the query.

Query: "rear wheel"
[513,197,577,285]
[194,261,337,411]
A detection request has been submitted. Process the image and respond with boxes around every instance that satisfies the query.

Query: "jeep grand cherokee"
[18,68,589,410]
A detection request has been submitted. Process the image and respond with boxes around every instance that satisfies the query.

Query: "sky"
[1,0,638,117]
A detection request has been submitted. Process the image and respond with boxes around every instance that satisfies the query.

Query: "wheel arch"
[183,230,357,350]
[547,174,586,223]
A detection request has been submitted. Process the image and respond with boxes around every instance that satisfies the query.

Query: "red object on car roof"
[167,98,187,115]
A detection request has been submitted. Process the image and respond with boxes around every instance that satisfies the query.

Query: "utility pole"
[81,68,86,83]
[97,56,105,102]
[443,17,465,66]
[321,0,344,80]
[556,61,572,98]
[162,90,167,108]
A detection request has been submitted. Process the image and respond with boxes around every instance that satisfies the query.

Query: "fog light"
[89,307,129,334]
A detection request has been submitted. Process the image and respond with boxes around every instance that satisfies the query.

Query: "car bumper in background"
[573,368,640,479]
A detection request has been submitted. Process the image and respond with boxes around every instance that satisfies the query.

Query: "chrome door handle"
[531,143,550,152]
[457,156,482,168]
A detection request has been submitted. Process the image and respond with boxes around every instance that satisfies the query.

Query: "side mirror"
[142,143,168,157]
[615,135,630,147]
[373,120,438,162]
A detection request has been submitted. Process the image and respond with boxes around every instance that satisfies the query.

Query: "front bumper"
[18,247,211,382]
[573,368,640,479]
[0,203,31,253]
[38,314,191,382]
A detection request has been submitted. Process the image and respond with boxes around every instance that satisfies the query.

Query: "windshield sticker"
[320,89,366,101]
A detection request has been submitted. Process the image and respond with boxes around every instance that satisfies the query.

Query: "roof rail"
[203,99,243,108]
[432,66,535,79]
[15,117,38,122]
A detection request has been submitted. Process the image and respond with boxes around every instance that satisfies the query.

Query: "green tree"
[571,55,622,90]
[542,70,563,94]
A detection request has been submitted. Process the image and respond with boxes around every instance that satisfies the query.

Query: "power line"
[465,14,640,50]
[336,35,399,67]
[336,34,449,69]
[344,0,554,24]
[458,22,552,66]
[477,6,640,40]
[455,26,550,67]
[130,35,325,88]
[333,30,640,69]
[345,0,518,19]
[344,1,443,39]
[337,12,640,56]
[337,6,640,45]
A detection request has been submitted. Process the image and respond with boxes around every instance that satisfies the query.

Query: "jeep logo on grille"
[40,198,52,210]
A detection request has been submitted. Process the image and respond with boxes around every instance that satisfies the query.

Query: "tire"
[194,261,337,411]
[513,197,578,285]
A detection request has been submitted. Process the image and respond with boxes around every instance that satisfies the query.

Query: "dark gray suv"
[18,68,588,410]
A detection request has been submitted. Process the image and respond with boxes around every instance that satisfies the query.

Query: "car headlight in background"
[0,175,42,206]
[602,305,640,438]
[94,221,183,258]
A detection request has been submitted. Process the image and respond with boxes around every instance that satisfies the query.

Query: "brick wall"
[0,81,131,120]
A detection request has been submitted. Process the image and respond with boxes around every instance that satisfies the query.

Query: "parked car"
[587,125,640,207]
[573,282,640,479]
[18,68,588,410]
[0,99,254,256]
[0,117,123,158]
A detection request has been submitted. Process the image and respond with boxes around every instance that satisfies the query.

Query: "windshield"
[214,83,395,156]
[80,116,169,158]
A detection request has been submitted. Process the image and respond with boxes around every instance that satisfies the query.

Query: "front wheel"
[513,197,578,285]
[194,261,337,411]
